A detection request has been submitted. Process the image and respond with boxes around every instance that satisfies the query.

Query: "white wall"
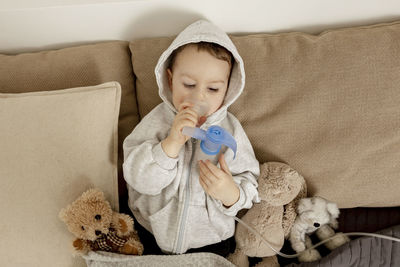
[1,0,400,54]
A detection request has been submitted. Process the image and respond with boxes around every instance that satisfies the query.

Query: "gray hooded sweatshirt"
[123,20,260,254]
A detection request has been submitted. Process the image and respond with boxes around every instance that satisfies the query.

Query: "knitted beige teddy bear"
[228,162,307,267]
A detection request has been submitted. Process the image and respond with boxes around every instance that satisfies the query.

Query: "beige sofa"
[1,20,399,266]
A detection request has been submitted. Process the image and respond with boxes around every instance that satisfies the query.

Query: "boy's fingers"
[203,160,224,179]
[179,105,200,119]
[218,154,230,174]
[199,160,218,181]
[177,109,197,121]
[178,105,206,127]
[181,108,198,118]
[199,176,208,191]
[200,174,211,187]
[198,164,210,183]
[178,102,194,112]
[198,165,213,188]
[180,117,197,128]
[179,112,199,126]
[177,116,198,132]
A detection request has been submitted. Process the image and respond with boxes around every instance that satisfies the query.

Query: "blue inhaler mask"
[182,125,237,159]
[181,97,237,159]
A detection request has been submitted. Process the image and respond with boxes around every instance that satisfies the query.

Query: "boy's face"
[167,45,231,117]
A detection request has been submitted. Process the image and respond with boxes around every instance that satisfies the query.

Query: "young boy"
[123,20,260,256]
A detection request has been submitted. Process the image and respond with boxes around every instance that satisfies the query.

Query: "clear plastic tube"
[233,216,400,258]
[182,126,206,141]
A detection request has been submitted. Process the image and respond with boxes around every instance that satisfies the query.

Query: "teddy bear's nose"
[313,222,320,228]
[95,230,102,236]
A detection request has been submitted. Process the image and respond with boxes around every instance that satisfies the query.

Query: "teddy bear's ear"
[59,207,69,223]
[80,188,105,202]
[326,202,340,219]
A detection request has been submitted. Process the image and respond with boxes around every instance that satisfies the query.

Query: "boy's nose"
[194,91,205,101]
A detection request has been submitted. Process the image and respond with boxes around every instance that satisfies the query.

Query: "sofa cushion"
[0,41,138,211]
[129,21,400,208]
[0,82,120,267]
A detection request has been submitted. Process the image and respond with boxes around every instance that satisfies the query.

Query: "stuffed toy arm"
[72,238,92,254]
[282,177,307,238]
[111,212,134,237]
[329,218,339,229]
[289,222,307,252]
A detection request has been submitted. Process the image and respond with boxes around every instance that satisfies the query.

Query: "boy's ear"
[166,68,173,91]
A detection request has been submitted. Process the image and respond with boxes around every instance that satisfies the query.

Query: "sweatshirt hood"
[155,20,245,116]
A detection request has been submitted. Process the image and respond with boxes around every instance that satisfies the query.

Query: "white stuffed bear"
[289,196,350,262]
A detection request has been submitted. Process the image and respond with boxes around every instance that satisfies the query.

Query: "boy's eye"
[208,88,219,92]
[183,83,195,88]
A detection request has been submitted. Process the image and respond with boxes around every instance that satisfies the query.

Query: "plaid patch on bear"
[92,229,127,252]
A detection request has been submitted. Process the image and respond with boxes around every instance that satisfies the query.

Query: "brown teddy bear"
[227,162,307,267]
[59,188,144,256]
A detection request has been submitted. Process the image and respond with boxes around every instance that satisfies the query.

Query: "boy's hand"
[198,154,240,207]
[170,103,199,144]
[162,103,205,158]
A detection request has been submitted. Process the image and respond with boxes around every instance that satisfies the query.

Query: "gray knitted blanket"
[83,251,235,267]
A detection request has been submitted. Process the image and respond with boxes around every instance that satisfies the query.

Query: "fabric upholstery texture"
[130,21,400,208]
[0,82,121,267]
[84,251,235,267]
[0,41,138,212]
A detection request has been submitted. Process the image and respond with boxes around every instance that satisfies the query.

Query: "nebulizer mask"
[181,96,237,159]
[180,97,400,259]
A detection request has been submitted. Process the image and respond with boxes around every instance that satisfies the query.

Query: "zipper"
[175,138,196,253]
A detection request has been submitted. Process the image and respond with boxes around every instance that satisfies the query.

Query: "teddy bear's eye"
[81,226,85,231]
[95,215,101,220]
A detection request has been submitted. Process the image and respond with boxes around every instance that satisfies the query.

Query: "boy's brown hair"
[167,41,234,71]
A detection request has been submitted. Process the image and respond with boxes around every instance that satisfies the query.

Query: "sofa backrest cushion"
[0,41,138,211]
[129,21,400,208]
